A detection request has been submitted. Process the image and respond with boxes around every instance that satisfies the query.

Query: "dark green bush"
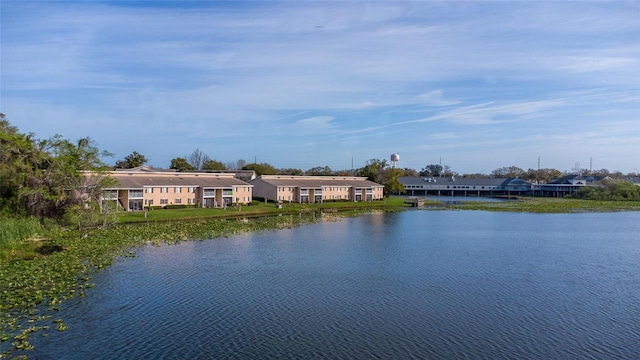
[164,204,196,210]
[571,180,640,201]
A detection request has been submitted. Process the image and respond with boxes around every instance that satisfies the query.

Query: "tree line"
[3,113,638,224]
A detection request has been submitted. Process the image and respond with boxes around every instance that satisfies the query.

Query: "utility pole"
[537,156,540,171]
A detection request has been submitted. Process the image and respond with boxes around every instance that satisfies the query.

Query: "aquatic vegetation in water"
[442,197,640,213]
[0,211,362,358]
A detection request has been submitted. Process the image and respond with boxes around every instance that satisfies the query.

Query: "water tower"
[390,153,400,168]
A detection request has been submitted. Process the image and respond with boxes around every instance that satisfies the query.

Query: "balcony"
[129,190,143,199]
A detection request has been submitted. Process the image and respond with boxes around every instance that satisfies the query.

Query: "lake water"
[30,210,640,359]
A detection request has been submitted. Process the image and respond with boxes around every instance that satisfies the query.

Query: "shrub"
[571,180,640,201]
[164,204,196,210]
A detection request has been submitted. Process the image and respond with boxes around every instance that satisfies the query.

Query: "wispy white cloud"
[414,90,461,107]
[290,116,338,134]
[2,1,638,172]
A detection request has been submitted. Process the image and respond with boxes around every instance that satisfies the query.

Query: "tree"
[357,158,388,183]
[243,162,279,176]
[187,148,210,170]
[491,166,525,178]
[333,169,354,176]
[420,164,443,177]
[0,113,113,222]
[26,135,112,220]
[590,168,610,177]
[356,159,406,196]
[401,168,418,177]
[306,166,332,176]
[226,159,246,170]
[279,168,304,176]
[170,157,195,172]
[462,173,490,178]
[523,168,562,184]
[442,165,457,178]
[1,114,42,215]
[384,167,406,195]
[115,151,147,169]
[202,159,226,171]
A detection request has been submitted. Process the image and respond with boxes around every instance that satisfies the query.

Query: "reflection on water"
[424,195,506,205]
[30,211,640,359]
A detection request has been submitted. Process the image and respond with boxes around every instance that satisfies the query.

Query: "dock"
[404,197,425,207]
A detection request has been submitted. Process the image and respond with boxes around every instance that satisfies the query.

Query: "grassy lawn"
[116,198,409,223]
[115,196,640,223]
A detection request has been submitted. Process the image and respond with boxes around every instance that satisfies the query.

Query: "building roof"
[250,175,383,188]
[90,171,251,189]
[114,165,175,172]
[548,175,585,184]
[114,166,256,181]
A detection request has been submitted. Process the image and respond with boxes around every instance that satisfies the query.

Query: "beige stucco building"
[95,169,253,211]
[249,175,384,203]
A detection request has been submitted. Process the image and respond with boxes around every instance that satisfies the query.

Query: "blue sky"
[2,1,639,174]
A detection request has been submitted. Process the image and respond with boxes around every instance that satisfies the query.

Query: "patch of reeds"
[0,218,42,258]
[0,218,61,261]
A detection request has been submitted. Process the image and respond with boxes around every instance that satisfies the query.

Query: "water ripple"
[27,211,640,360]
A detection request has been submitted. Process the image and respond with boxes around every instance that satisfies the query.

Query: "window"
[102,190,117,199]
[160,199,168,205]
[145,199,153,206]
[188,198,195,204]
[175,198,182,204]
[175,187,181,193]
[188,187,195,193]
[161,187,168,193]
[145,187,153,193]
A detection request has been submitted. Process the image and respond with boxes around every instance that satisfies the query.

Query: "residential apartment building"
[250,175,384,203]
[94,169,253,211]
